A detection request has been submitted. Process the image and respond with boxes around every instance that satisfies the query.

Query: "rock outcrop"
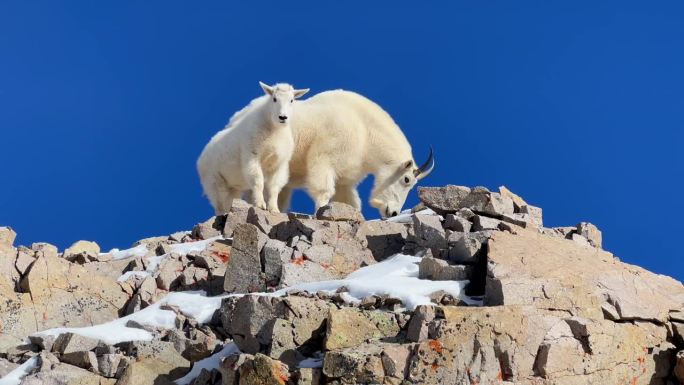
[1,185,683,385]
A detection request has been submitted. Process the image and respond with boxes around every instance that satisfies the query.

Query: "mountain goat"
[197,82,309,214]
[281,90,434,217]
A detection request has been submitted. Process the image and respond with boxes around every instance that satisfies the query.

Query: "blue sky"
[1,2,682,281]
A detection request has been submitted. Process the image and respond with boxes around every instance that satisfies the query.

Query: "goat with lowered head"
[197,82,309,214]
[281,89,434,218]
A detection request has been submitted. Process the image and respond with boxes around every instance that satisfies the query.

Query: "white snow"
[273,253,474,310]
[108,243,149,261]
[33,292,234,345]
[174,343,240,385]
[368,208,442,223]
[0,357,38,385]
[115,236,226,282]
[297,352,324,369]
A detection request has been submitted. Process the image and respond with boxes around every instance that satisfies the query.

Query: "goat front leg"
[243,155,267,210]
[307,163,336,212]
[265,162,289,213]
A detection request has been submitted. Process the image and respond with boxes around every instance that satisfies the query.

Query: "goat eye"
[404,176,410,184]
[291,99,294,103]
[273,97,277,103]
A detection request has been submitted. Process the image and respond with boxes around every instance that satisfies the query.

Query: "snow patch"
[0,357,38,385]
[33,292,235,345]
[273,253,474,310]
[174,343,240,385]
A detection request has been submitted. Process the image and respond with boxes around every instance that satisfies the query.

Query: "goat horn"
[414,146,435,180]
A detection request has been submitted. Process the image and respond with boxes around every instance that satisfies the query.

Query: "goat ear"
[259,81,274,96]
[293,88,310,99]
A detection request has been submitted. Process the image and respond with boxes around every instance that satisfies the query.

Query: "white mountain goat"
[197,82,310,214]
[281,90,435,217]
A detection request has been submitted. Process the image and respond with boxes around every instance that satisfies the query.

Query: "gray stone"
[0,226,17,246]
[223,199,251,237]
[676,350,684,383]
[483,192,515,217]
[31,243,58,259]
[570,233,591,247]
[15,246,36,276]
[520,204,543,227]
[411,214,446,252]
[671,322,684,345]
[247,206,289,236]
[155,254,184,290]
[280,261,331,288]
[671,310,684,323]
[443,214,471,233]
[28,334,55,351]
[315,202,364,222]
[499,213,536,228]
[223,223,267,293]
[51,332,99,354]
[447,231,490,264]
[472,215,501,231]
[355,221,408,260]
[406,305,436,342]
[302,244,333,265]
[60,350,99,372]
[261,239,293,286]
[191,217,222,240]
[418,185,472,214]
[419,256,471,281]
[97,353,122,378]
[576,222,602,248]
[169,231,189,243]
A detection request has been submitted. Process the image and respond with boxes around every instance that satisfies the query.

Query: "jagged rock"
[418,185,514,218]
[31,242,58,258]
[220,295,330,366]
[222,199,251,237]
[671,322,684,345]
[411,214,446,254]
[676,350,684,383]
[218,352,249,385]
[0,226,17,246]
[60,350,99,372]
[570,232,591,247]
[224,223,267,293]
[471,214,501,231]
[261,239,293,286]
[191,216,222,240]
[576,221,602,248]
[406,305,436,342]
[417,185,472,214]
[20,360,115,385]
[247,206,289,237]
[14,246,36,275]
[295,367,322,385]
[166,328,219,361]
[63,240,100,263]
[446,231,490,264]
[280,260,331,288]
[156,254,185,290]
[325,307,400,350]
[238,353,290,385]
[28,334,55,351]
[442,214,471,233]
[485,230,684,322]
[117,340,190,384]
[4,255,129,345]
[97,353,123,378]
[315,202,364,222]
[418,255,470,281]
[520,204,543,227]
[52,332,100,354]
[323,342,413,384]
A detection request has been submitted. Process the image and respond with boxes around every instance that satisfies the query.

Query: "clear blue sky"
[1,2,682,281]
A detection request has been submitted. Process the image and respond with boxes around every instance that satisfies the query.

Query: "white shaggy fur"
[281,90,434,217]
[197,82,309,214]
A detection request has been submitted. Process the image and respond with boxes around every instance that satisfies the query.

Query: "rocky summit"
[1,185,683,385]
